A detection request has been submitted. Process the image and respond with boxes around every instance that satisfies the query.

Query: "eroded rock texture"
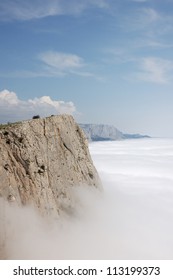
[0,115,101,217]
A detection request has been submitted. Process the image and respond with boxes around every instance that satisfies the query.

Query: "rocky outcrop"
[0,115,101,217]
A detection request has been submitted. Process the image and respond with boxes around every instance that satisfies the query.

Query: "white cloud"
[0,89,76,123]
[0,0,109,21]
[135,57,173,84]
[39,51,84,72]
[0,89,19,105]
[28,95,76,114]
[38,51,101,79]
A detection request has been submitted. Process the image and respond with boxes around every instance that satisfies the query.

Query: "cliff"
[0,115,101,217]
[79,123,150,141]
[79,123,123,141]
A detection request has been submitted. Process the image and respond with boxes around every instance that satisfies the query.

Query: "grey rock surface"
[0,115,101,217]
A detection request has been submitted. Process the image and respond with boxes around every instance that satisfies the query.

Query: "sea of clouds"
[89,138,173,259]
[1,138,173,259]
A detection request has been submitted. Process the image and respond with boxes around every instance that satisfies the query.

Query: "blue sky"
[0,0,173,137]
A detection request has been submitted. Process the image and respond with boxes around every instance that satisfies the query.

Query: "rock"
[0,115,101,217]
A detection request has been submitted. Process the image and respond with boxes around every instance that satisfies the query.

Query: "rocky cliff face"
[0,115,101,217]
[79,124,123,141]
[79,123,150,141]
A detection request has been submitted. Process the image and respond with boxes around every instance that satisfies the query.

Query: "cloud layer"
[0,89,76,123]
[1,138,173,259]
[90,139,173,259]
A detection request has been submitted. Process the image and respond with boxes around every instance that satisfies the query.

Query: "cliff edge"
[0,115,101,217]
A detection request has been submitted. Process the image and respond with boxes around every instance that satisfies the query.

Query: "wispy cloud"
[122,8,161,32]
[103,46,173,84]
[132,39,173,50]
[133,57,173,84]
[105,38,173,61]
[0,51,101,80]
[0,89,76,123]
[103,47,135,65]
[39,51,84,72]
[0,0,109,21]
[143,8,161,22]
[130,0,149,2]
[119,5,173,40]
[38,51,101,78]
[38,51,104,81]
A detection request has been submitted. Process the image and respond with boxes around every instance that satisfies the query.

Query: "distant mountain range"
[79,124,150,141]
